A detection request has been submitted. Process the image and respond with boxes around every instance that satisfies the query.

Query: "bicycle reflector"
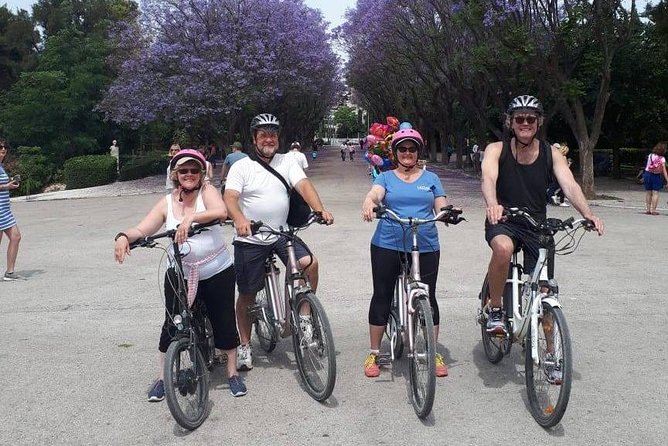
[173,315,184,330]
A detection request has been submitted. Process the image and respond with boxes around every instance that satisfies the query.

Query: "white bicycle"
[477,207,595,427]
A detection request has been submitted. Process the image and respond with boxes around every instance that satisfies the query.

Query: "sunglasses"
[177,168,202,175]
[514,116,537,125]
[397,146,418,153]
[0,146,7,150]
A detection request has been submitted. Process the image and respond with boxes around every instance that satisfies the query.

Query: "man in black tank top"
[480,95,605,335]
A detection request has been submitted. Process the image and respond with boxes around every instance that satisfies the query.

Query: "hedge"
[118,151,168,181]
[63,155,117,189]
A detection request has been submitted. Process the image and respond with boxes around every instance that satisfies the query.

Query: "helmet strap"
[178,186,200,202]
[253,147,274,164]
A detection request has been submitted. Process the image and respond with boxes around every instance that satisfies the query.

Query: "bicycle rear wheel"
[386,310,403,359]
[479,275,504,363]
[409,297,435,419]
[164,337,209,431]
[253,287,278,353]
[292,292,336,401]
[525,304,572,428]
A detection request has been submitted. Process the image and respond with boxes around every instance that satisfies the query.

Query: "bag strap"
[251,153,291,194]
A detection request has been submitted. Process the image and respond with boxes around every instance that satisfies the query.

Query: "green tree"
[0,6,39,91]
[333,105,363,138]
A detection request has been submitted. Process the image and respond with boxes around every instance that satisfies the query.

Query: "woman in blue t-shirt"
[361,128,449,379]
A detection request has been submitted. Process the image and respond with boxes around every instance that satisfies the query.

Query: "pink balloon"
[371,154,383,166]
[366,134,377,146]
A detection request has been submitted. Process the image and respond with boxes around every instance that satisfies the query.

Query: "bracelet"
[114,232,128,242]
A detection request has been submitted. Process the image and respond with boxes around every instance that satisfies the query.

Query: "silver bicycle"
[477,207,595,427]
[374,205,465,419]
[247,212,336,401]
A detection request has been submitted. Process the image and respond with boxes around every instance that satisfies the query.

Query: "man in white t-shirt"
[223,113,334,371]
[288,141,308,170]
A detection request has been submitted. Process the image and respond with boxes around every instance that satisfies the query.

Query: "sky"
[2,0,358,27]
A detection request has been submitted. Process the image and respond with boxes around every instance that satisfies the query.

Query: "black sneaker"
[228,375,247,397]
[486,307,506,335]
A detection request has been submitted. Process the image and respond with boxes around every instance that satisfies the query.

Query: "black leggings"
[368,244,441,326]
[159,265,239,352]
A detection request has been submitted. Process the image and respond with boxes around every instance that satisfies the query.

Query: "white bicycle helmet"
[507,95,544,115]
[250,113,280,132]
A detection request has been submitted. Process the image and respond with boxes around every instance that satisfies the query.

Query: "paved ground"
[2,147,665,445]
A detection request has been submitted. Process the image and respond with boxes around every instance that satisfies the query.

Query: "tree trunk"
[578,138,595,198]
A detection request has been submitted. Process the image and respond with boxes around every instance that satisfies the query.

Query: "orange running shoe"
[435,353,449,377]
[364,353,380,377]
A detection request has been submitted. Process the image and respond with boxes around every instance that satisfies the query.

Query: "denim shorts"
[233,237,311,295]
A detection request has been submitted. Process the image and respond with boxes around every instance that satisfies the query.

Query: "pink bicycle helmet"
[169,148,207,171]
[391,128,424,150]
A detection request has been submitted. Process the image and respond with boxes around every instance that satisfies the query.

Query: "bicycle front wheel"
[253,287,278,353]
[409,297,436,419]
[525,304,572,428]
[164,338,210,431]
[479,274,504,363]
[292,292,336,401]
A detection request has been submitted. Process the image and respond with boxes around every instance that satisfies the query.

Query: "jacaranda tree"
[99,0,342,145]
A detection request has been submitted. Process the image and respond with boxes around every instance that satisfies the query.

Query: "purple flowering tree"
[341,0,636,196]
[99,0,342,144]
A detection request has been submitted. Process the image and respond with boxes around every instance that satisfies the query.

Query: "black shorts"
[233,237,311,295]
[485,220,554,277]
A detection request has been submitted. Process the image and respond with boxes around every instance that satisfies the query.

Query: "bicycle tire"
[525,304,572,428]
[164,337,209,431]
[409,297,436,419]
[386,310,404,359]
[253,287,278,353]
[479,274,504,364]
[291,291,336,401]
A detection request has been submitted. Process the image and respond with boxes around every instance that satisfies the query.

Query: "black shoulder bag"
[253,155,311,227]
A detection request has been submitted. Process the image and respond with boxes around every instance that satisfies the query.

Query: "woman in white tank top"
[114,149,247,400]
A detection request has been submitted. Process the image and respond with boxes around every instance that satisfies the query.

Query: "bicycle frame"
[391,229,431,360]
[262,236,312,338]
[505,246,557,365]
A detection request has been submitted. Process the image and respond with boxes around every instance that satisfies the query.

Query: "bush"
[63,155,117,189]
[10,146,54,197]
[118,151,167,181]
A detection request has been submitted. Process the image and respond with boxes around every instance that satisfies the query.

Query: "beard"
[256,143,278,159]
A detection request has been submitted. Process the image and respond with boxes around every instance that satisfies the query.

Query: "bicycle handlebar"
[373,204,466,226]
[250,211,328,236]
[502,207,595,234]
[129,219,223,250]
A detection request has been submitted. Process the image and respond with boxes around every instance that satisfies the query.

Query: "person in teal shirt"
[361,127,449,379]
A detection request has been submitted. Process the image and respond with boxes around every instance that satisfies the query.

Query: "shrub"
[63,155,117,189]
[11,146,54,197]
[118,151,168,181]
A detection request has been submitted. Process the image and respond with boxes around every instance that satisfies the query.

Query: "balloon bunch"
[363,117,413,171]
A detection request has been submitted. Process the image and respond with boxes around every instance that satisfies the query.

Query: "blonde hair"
[170,160,204,188]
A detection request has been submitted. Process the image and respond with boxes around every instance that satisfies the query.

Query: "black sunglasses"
[397,146,418,153]
[177,168,202,175]
[514,116,537,125]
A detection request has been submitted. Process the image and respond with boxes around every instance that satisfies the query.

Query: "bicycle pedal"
[376,354,392,366]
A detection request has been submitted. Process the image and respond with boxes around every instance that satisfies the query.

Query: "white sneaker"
[236,344,253,371]
[299,315,314,344]
[559,202,570,207]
